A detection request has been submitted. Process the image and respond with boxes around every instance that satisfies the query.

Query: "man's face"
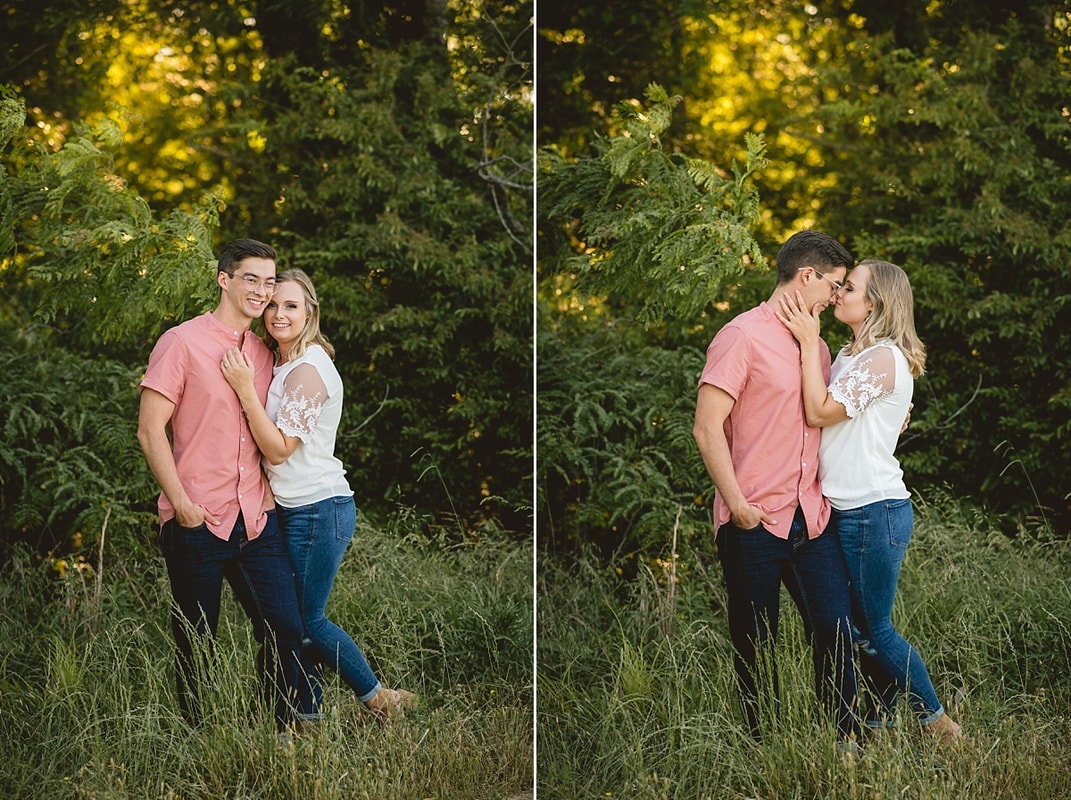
[802,265,847,312]
[218,256,277,320]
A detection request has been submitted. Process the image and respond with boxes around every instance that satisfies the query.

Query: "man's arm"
[137,387,220,528]
[693,383,776,530]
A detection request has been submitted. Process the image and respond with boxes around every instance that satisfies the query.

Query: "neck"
[278,343,293,363]
[211,306,253,333]
[768,281,804,306]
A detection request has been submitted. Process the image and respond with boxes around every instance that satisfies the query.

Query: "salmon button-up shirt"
[698,302,831,541]
[141,311,274,540]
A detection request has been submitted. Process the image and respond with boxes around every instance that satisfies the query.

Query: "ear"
[217,271,229,292]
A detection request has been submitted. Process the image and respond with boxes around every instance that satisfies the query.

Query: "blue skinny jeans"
[834,498,944,727]
[277,496,382,719]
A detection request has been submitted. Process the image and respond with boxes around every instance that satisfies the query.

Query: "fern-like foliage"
[539,83,768,323]
[0,88,223,558]
[0,330,157,558]
[537,312,712,557]
[0,89,223,354]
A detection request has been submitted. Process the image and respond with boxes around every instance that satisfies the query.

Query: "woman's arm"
[776,291,850,428]
[221,347,303,465]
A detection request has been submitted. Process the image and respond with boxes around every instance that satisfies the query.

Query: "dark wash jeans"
[160,510,303,731]
[717,506,859,741]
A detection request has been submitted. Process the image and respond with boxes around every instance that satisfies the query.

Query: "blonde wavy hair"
[845,259,926,378]
[261,268,336,363]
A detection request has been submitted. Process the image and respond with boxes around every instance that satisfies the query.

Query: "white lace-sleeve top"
[818,342,913,510]
[262,344,353,508]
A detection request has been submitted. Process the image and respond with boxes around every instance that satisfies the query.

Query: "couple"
[137,238,414,733]
[693,230,962,747]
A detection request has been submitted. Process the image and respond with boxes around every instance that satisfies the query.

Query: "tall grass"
[538,492,1071,799]
[0,514,533,800]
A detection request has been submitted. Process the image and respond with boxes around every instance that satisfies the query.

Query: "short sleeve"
[140,327,186,404]
[699,324,750,400]
[829,346,896,418]
[275,362,329,443]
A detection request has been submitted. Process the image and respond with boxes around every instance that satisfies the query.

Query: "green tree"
[1,0,534,559]
[538,87,767,554]
[808,8,1071,532]
[212,3,533,527]
[539,2,1071,551]
[0,89,223,557]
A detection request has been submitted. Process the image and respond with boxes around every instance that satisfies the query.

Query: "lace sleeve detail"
[828,346,896,418]
[275,363,329,443]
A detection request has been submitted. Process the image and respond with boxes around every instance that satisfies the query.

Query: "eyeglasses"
[228,273,277,292]
[799,267,842,294]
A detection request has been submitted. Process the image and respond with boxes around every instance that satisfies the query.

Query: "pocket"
[333,497,356,543]
[160,518,207,559]
[884,498,913,548]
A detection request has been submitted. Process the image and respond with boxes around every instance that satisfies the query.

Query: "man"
[693,230,858,743]
[138,238,303,731]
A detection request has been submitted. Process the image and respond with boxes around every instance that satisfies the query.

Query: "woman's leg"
[280,497,382,706]
[836,500,945,725]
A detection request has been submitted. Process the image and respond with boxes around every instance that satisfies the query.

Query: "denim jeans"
[277,496,382,718]
[834,498,944,726]
[159,511,303,730]
[717,506,858,740]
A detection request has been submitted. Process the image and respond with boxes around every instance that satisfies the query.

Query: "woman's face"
[263,281,309,349]
[833,263,874,329]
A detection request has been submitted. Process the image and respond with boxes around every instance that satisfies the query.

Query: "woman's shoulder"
[305,345,341,373]
[855,340,905,365]
[294,345,342,391]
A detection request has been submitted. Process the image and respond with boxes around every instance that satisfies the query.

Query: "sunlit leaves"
[540,85,767,323]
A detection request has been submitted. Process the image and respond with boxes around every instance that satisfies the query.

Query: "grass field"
[537,492,1071,799]
[0,515,533,800]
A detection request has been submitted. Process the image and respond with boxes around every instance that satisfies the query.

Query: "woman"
[221,268,415,726]
[777,259,962,744]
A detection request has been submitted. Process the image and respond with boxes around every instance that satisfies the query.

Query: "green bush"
[0,331,158,559]
[808,19,1071,533]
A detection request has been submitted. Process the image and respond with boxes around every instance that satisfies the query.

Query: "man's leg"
[159,519,232,726]
[717,521,790,740]
[226,510,304,731]
[785,510,859,741]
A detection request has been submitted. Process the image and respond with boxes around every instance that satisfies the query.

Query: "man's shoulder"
[156,312,211,342]
[710,305,765,343]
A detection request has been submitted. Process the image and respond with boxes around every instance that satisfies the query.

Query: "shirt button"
[240,466,244,471]
[802,462,807,467]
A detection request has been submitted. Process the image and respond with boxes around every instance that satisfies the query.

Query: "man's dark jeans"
[160,510,303,731]
[717,506,859,741]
